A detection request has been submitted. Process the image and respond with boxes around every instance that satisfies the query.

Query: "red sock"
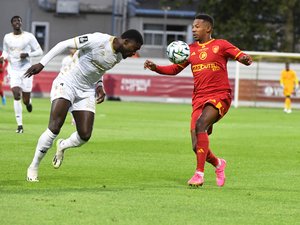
[0,89,3,98]
[195,132,209,172]
[206,148,219,167]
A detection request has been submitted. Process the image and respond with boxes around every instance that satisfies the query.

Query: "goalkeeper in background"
[280,62,299,113]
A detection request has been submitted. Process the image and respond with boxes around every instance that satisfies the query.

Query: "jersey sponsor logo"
[199,51,207,60]
[192,62,220,72]
[212,45,219,54]
[79,36,88,44]
[198,47,209,52]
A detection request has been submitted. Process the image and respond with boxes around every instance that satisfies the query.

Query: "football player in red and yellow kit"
[144,14,252,187]
[0,51,8,105]
[280,62,299,113]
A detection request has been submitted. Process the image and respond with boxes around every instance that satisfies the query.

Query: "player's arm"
[95,78,106,104]
[0,36,9,62]
[24,38,77,77]
[144,59,186,75]
[0,58,8,72]
[294,72,299,89]
[237,54,252,66]
[223,40,252,66]
[20,34,43,59]
[280,73,284,88]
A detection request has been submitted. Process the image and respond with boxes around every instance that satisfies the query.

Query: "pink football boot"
[215,159,226,187]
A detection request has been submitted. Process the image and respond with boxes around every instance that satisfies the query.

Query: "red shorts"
[190,93,232,130]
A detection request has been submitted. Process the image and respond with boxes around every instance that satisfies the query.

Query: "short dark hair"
[195,13,214,28]
[121,29,144,45]
[11,15,22,24]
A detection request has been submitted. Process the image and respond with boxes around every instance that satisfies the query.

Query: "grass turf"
[0,98,299,225]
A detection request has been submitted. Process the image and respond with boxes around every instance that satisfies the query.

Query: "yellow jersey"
[280,69,298,96]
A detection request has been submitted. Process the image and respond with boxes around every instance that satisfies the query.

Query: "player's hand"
[0,56,4,64]
[24,63,44,78]
[239,55,253,66]
[96,85,106,104]
[20,53,29,59]
[144,60,157,71]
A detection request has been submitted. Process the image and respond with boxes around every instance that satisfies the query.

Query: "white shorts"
[50,76,96,113]
[9,70,33,92]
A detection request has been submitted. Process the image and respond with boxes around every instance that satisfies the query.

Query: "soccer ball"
[166,41,190,64]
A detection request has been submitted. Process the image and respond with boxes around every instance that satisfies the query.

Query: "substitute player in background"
[0,16,43,133]
[144,14,252,187]
[0,50,8,105]
[280,62,299,113]
[25,29,143,182]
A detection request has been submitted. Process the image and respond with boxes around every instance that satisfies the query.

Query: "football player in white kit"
[60,48,78,125]
[25,29,143,182]
[0,16,43,133]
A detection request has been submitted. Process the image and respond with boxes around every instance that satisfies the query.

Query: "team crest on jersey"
[199,51,207,60]
[212,45,219,54]
[79,36,88,43]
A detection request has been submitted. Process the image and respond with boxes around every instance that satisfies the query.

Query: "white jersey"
[1,31,43,73]
[40,32,123,91]
[60,51,79,75]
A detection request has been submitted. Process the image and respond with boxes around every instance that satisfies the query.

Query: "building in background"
[0,0,197,58]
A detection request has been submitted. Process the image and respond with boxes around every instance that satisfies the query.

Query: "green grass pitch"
[0,97,299,225]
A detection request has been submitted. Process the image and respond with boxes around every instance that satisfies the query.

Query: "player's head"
[195,14,214,28]
[285,62,290,70]
[10,15,22,31]
[119,29,143,59]
[11,15,22,23]
[192,13,214,42]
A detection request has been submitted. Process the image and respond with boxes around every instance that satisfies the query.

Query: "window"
[143,23,187,47]
[31,22,49,52]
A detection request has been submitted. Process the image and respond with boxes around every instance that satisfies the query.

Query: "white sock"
[29,128,57,168]
[59,132,86,151]
[196,171,204,177]
[215,158,221,169]
[14,100,22,126]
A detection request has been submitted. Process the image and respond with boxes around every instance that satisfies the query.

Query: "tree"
[280,0,299,52]
[157,0,298,52]
[159,0,300,52]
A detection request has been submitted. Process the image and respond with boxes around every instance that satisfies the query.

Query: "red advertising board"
[2,72,299,104]
[103,74,194,98]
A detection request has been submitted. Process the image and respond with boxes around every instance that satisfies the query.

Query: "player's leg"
[0,82,6,105]
[52,110,94,168]
[27,98,71,181]
[12,86,23,133]
[22,91,32,112]
[192,126,220,171]
[188,104,219,186]
[22,75,33,112]
[189,129,205,186]
[285,95,292,113]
